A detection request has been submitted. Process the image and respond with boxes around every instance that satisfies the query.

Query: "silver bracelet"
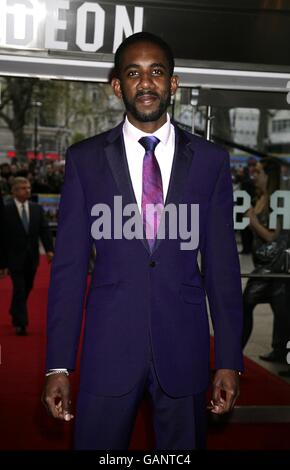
[45,370,69,377]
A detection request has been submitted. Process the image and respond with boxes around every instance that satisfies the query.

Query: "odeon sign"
[0,0,144,53]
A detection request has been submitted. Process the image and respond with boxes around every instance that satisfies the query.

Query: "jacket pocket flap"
[180,283,205,304]
[91,279,118,288]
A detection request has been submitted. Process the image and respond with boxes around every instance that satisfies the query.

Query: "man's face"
[112,41,179,128]
[13,182,31,202]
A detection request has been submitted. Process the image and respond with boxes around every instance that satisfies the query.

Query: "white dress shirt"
[14,198,30,224]
[123,114,175,211]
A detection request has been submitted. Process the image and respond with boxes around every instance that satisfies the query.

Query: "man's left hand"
[209,369,240,414]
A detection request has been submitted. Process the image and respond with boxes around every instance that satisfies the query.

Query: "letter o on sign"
[76,3,105,52]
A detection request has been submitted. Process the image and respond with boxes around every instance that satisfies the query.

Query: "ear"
[111,78,122,99]
[170,75,179,96]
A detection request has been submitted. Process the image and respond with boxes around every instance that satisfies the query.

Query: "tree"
[0,77,124,162]
[0,77,36,162]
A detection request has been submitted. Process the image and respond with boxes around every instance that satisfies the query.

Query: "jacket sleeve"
[201,151,244,372]
[46,148,92,371]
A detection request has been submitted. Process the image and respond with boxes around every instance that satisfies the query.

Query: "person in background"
[242,158,290,363]
[3,177,54,335]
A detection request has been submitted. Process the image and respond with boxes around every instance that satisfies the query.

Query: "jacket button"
[149,261,156,268]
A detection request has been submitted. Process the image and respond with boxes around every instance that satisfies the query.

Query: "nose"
[137,71,154,91]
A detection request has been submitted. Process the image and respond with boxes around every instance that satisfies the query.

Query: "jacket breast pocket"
[180,283,205,305]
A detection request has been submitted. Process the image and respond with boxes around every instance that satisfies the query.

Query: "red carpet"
[0,257,290,450]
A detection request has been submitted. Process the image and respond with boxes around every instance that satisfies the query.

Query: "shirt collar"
[14,198,28,208]
[123,113,171,146]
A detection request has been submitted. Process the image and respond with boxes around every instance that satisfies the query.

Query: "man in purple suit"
[42,32,243,450]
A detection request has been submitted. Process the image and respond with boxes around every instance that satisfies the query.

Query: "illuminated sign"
[1,0,290,68]
[0,0,144,53]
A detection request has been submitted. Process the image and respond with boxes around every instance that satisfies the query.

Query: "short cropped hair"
[12,177,30,190]
[114,32,175,78]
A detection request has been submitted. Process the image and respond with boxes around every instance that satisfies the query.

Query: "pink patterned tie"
[139,136,164,251]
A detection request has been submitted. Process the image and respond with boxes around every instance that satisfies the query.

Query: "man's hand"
[42,373,74,421]
[0,268,8,279]
[46,252,54,263]
[209,369,240,415]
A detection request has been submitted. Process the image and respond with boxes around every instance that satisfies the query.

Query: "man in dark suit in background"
[4,177,54,335]
[43,32,243,450]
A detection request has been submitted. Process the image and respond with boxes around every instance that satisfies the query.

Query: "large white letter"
[113,5,143,53]
[233,190,251,230]
[6,0,33,46]
[269,190,290,230]
[76,2,105,52]
[45,0,69,50]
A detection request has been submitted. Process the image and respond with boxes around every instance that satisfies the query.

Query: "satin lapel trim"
[104,127,150,254]
[152,126,195,254]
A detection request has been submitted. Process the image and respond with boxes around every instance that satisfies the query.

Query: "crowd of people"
[0,160,65,199]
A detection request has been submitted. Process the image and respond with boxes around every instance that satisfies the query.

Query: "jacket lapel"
[164,123,194,207]
[104,123,150,253]
[153,123,195,253]
[12,200,28,235]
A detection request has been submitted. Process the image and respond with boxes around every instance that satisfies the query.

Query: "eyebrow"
[123,62,166,72]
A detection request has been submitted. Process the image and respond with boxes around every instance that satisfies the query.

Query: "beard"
[121,89,171,122]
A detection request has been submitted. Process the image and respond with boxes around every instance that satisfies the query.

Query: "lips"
[136,94,158,106]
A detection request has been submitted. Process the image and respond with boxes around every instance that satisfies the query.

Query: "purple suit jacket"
[46,121,243,397]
